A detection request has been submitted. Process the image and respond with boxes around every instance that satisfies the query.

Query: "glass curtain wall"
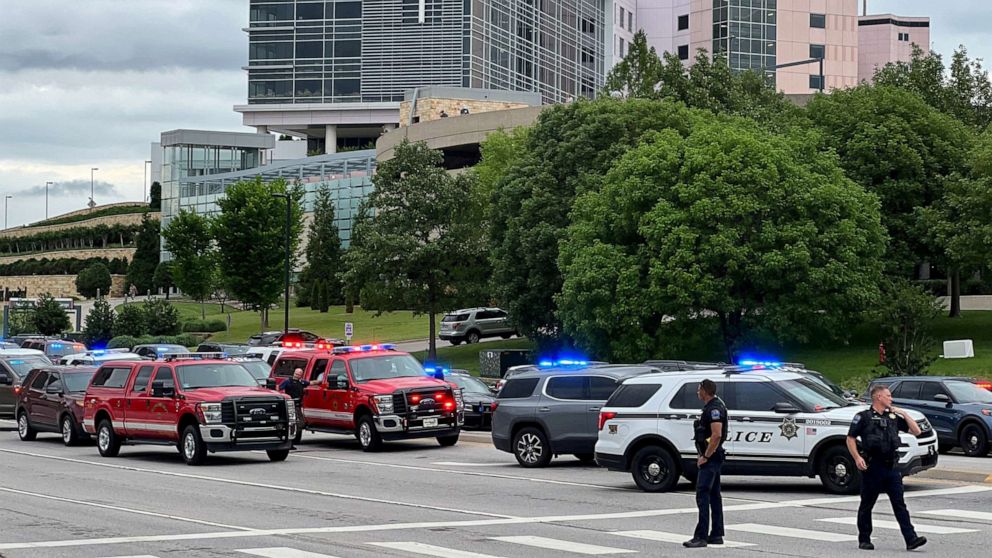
[712,0,777,84]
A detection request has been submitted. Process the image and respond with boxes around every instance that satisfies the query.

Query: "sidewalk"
[919,453,992,484]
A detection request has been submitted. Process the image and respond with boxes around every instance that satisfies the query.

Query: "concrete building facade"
[858,14,930,82]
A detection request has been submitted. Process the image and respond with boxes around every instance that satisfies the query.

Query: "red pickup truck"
[83,355,297,465]
[272,344,463,451]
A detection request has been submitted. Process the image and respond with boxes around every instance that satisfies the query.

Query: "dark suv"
[491,364,658,467]
[1,349,53,419]
[248,329,320,347]
[16,366,98,445]
[20,339,87,361]
[868,376,992,457]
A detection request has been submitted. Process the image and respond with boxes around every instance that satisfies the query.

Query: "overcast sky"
[0,0,989,228]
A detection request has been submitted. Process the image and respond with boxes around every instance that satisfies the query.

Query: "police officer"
[847,384,927,551]
[279,368,309,448]
[684,379,728,548]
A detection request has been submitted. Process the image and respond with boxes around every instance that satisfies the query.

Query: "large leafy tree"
[344,140,489,359]
[298,187,343,308]
[161,210,215,319]
[125,213,160,295]
[149,182,162,211]
[603,30,664,99]
[83,298,116,347]
[558,120,886,362]
[213,177,304,329]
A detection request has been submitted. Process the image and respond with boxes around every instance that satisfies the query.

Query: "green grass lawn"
[411,338,535,375]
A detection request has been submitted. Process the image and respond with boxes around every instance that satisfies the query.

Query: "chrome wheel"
[98,427,110,451]
[62,418,72,444]
[636,455,668,486]
[17,415,28,438]
[359,422,372,448]
[183,432,196,460]
[516,432,543,464]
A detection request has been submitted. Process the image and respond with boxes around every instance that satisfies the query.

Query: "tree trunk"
[201,300,206,320]
[949,270,961,318]
[345,292,354,313]
[428,310,437,361]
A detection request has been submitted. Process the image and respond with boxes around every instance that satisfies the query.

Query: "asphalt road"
[1,426,991,558]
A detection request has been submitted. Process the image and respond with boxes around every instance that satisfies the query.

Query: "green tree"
[75,262,112,299]
[83,298,116,347]
[309,279,322,312]
[213,177,304,329]
[298,187,343,309]
[875,279,943,376]
[31,294,71,336]
[318,279,329,313]
[558,120,887,362]
[114,303,147,337]
[153,261,175,299]
[149,181,162,211]
[603,30,664,99]
[344,140,489,359]
[162,210,215,319]
[143,298,180,336]
[125,214,160,295]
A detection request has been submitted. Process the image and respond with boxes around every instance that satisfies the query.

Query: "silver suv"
[439,307,515,345]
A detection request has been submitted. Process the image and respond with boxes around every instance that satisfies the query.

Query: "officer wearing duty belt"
[846,384,927,551]
[684,379,728,548]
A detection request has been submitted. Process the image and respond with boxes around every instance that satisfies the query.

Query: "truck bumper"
[595,452,626,471]
[374,414,461,440]
[897,451,939,476]
[200,423,295,452]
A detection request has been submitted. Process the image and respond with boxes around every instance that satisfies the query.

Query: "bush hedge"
[25,205,151,228]
[107,334,200,350]
[181,319,227,333]
[0,257,128,276]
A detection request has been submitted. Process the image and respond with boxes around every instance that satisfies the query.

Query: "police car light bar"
[332,343,397,355]
[162,352,225,362]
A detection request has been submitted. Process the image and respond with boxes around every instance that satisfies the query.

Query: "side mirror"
[0,376,12,386]
[327,375,349,390]
[151,380,176,398]
[265,378,277,390]
[773,402,801,414]
[933,393,950,403]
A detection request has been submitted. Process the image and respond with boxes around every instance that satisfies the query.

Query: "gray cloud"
[14,180,120,199]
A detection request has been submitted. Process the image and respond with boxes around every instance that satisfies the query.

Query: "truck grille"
[234,398,286,423]
[392,393,408,414]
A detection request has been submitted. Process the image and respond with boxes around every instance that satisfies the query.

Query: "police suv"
[595,363,938,494]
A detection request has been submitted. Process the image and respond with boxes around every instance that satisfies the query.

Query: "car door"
[145,366,179,441]
[124,365,157,438]
[917,380,957,441]
[540,375,597,453]
[0,363,18,417]
[727,380,806,463]
[24,371,51,426]
[891,380,925,415]
[38,371,65,427]
[323,359,352,429]
[473,310,495,336]
[664,380,709,460]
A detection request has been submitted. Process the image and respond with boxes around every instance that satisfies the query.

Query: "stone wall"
[399,98,534,127]
[0,247,135,265]
[0,210,159,239]
[0,274,126,298]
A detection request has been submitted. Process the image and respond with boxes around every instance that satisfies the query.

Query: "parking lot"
[1,424,991,558]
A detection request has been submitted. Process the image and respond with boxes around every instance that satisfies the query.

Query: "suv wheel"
[466,330,481,344]
[437,434,459,447]
[17,411,36,441]
[450,338,462,346]
[500,333,512,339]
[181,425,207,465]
[818,446,861,494]
[513,427,552,467]
[266,449,290,462]
[356,415,383,452]
[96,419,121,457]
[61,415,80,446]
[630,445,678,492]
[960,423,990,457]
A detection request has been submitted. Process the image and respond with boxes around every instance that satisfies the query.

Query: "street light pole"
[144,160,152,202]
[45,182,53,219]
[90,167,99,209]
[271,192,291,334]
[4,195,12,229]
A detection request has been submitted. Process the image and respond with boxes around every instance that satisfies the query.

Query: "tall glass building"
[237,0,607,153]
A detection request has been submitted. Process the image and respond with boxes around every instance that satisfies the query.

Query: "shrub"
[876,279,943,376]
[107,333,199,350]
[181,319,227,333]
[75,262,113,299]
[114,303,147,337]
[84,298,116,347]
[7,312,34,336]
[143,299,180,336]
[107,335,141,350]
[31,293,71,336]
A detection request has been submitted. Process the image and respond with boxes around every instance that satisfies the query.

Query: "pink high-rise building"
[858,14,931,82]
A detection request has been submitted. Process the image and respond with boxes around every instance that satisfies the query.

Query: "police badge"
[779,417,799,441]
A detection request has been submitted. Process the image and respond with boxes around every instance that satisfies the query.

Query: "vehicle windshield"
[3,357,52,376]
[47,343,87,358]
[349,355,425,382]
[447,374,491,394]
[778,378,848,411]
[946,381,992,404]
[176,363,259,390]
[238,360,272,381]
[63,371,97,392]
[805,372,850,399]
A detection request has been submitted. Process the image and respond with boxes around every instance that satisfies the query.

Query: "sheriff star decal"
[779,417,799,441]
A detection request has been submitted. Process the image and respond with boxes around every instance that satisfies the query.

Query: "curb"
[917,468,992,484]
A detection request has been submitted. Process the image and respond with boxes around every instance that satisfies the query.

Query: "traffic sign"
[345,322,353,340]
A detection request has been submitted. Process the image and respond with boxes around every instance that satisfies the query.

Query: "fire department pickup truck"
[83,354,297,465]
[271,344,463,451]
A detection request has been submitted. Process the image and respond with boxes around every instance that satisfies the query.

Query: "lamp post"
[271,192,291,334]
[45,181,53,219]
[4,195,12,229]
[90,167,99,209]
[144,160,151,202]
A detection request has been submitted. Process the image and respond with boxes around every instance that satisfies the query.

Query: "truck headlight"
[374,395,394,414]
[286,400,297,422]
[199,402,223,424]
[454,388,464,411]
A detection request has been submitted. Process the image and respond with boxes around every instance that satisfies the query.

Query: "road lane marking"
[727,523,857,542]
[237,548,341,558]
[611,530,753,547]
[491,536,635,555]
[430,462,506,467]
[96,555,160,558]
[0,447,515,520]
[370,542,505,558]
[0,486,253,531]
[919,509,992,522]
[817,517,977,534]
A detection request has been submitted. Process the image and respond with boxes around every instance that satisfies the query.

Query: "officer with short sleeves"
[684,379,728,548]
[847,384,927,551]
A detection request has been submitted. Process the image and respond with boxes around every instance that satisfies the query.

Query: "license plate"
[423,418,438,428]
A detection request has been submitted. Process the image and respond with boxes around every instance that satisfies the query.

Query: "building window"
[619,37,625,57]
[628,12,633,31]
[678,44,689,60]
[620,7,625,27]
[809,74,824,90]
[810,44,825,59]
[810,13,826,29]
[678,14,689,31]
[898,32,910,42]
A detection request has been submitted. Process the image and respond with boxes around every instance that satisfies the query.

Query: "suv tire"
[817,445,861,494]
[181,425,208,465]
[96,419,121,457]
[61,414,80,446]
[466,330,481,344]
[960,423,990,457]
[356,415,383,452]
[437,434,459,447]
[17,410,37,441]
[630,445,679,492]
[450,338,462,346]
[500,333,512,339]
[513,427,552,468]
[266,449,290,462]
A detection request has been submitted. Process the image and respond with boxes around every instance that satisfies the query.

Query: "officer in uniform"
[847,384,927,551]
[684,379,729,548]
[279,368,309,448]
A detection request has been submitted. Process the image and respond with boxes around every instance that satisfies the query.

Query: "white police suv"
[594,363,938,494]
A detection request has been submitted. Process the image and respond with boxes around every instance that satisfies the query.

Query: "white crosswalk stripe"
[818,517,979,534]
[727,523,857,542]
[490,536,635,555]
[96,555,160,558]
[236,548,341,558]
[919,509,992,523]
[612,530,754,547]
[369,542,505,558]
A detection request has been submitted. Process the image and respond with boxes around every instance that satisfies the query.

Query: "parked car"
[58,349,146,366]
[1,341,20,350]
[868,376,992,457]
[491,363,659,467]
[15,366,98,445]
[441,370,496,430]
[20,339,87,360]
[439,308,516,345]
[248,329,320,347]
[244,345,315,367]
[0,349,52,419]
[132,344,188,359]
[197,342,250,355]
